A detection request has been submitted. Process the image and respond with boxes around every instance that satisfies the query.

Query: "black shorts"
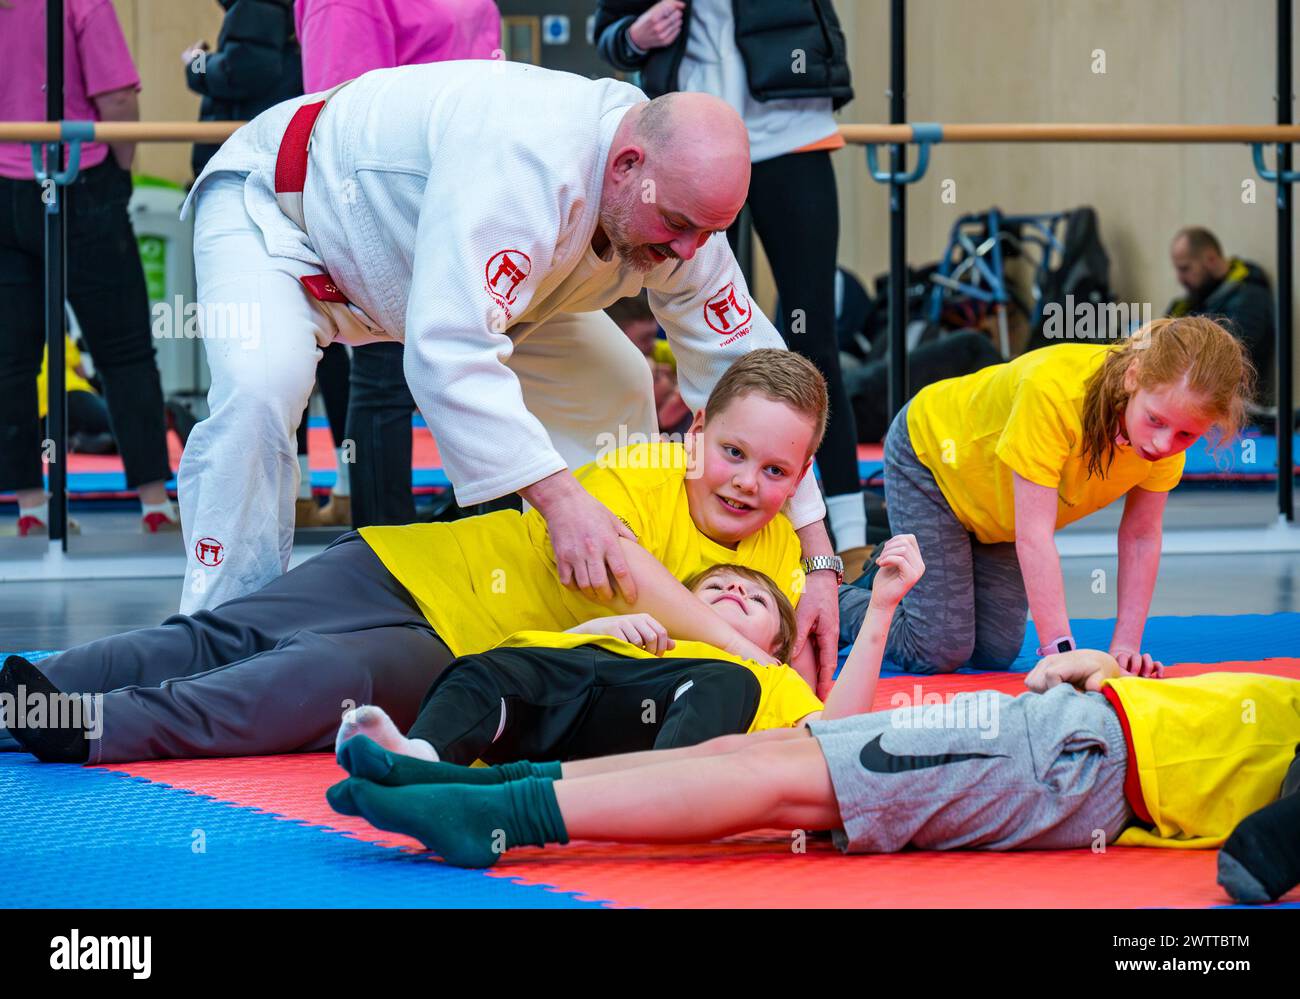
[407,645,762,765]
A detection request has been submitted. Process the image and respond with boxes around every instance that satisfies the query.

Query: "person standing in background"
[0,0,178,536]
[184,0,354,528]
[183,0,303,179]
[595,0,871,581]
[294,0,502,528]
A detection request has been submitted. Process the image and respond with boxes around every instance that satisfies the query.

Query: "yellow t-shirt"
[496,629,824,732]
[905,343,1186,544]
[360,442,804,657]
[650,338,676,369]
[37,336,95,420]
[1104,673,1300,848]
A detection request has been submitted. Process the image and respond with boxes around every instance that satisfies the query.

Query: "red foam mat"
[93,658,1300,908]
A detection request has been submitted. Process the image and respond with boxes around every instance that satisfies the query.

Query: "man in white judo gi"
[179,59,844,683]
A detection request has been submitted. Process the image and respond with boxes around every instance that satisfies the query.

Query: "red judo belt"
[273,85,352,305]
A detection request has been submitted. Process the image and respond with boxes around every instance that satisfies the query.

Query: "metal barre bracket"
[1252,142,1300,183]
[29,120,97,189]
[865,122,943,184]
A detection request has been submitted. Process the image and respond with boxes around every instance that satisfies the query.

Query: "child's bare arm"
[600,538,778,664]
[1111,487,1167,677]
[820,535,924,721]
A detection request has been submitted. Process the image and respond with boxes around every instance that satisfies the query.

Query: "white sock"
[332,448,350,497]
[140,499,177,521]
[337,705,438,761]
[826,491,867,551]
[18,499,49,524]
[297,454,313,499]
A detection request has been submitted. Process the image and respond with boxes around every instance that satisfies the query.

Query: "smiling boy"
[3,350,837,764]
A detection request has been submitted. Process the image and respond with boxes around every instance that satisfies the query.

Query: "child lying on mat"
[328,625,1300,905]
[335,538,917,768]
[1,350,833,764]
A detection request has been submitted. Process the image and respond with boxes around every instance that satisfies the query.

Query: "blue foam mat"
[836,611,1300,676]
[4,610,1298,907]
[0,755,604,908]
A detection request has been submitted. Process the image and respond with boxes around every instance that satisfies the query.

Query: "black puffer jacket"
[185,0,303,177]
[595,0,853,109]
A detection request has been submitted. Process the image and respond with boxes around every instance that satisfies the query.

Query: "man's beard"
[599,192,671,273]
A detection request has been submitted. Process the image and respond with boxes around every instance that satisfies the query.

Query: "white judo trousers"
[178,172,655,615]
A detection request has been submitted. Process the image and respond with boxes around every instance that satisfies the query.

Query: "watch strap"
[800,554,845,584]
[1036,635,1077,657]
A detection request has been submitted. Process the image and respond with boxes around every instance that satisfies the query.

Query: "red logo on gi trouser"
[195,537,224,567]
[704,282,753,334]
[485,250,532,305]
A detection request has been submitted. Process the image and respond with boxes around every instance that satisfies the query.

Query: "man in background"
[1168,226,1274,399]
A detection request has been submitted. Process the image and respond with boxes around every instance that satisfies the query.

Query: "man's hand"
[795,570,839,699]
[567,613,674,655]
[867,534,924,610]
[628,0,685,51]
[1025,649,1122,693]
[1110,647,1164,678]
[521,470,639,604]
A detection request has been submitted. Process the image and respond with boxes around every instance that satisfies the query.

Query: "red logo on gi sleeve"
[704,282,753,335]
[485,250,532,306]
[195,537,225,567]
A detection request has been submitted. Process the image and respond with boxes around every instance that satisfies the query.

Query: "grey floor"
[1,485,1297,652]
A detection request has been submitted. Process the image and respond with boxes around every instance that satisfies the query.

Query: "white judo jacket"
[182,60,826,527]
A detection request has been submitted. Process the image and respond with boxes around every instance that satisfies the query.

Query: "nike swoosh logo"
[858,734,1008,774]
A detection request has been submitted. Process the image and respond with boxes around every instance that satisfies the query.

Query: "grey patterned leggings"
[882,403,1029,673]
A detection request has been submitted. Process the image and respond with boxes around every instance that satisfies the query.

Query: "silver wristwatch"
[800,554,845,585]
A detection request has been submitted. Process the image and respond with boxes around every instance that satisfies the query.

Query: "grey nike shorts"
[807,685,1133,852]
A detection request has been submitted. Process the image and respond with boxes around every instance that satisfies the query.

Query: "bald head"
[633,92,752,183]
[596,93,752,270]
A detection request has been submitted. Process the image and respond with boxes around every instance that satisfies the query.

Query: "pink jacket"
[294,0,501,91]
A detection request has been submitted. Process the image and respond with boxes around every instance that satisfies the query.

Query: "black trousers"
[0,159,171,492]
[296,341,351,455]
[346,341,416,526]
[728,149,859,498]
[1,531,454,762]
[407,645,763,765]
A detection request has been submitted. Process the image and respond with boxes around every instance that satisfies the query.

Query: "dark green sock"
[336,735,562,786]
[326,775,569,868]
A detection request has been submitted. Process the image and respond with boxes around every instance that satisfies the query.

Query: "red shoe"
[17,515,81,536]
[141,511,181,534]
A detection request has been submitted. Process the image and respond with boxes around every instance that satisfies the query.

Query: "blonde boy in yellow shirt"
[3,350,841,764]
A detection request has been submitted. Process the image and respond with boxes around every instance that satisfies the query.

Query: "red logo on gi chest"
[485,250,532,305]
[195,537,225,567]
[704,282,752,335]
